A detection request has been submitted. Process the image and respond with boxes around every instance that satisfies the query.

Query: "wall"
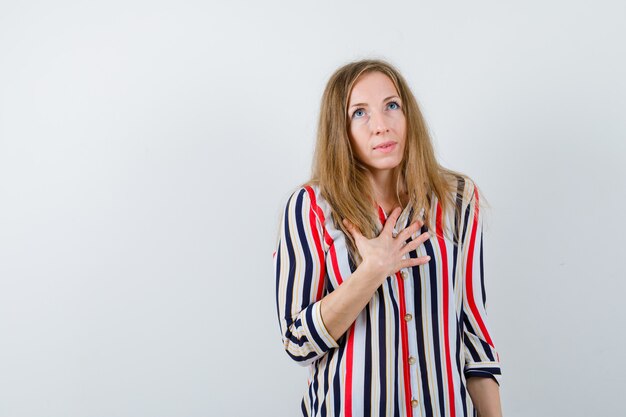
[1,1,624,416]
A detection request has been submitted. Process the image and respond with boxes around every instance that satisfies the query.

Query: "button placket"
[402,267,422,414]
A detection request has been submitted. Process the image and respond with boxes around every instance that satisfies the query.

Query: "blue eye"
[387,101,400,110]
[352,109,366,119]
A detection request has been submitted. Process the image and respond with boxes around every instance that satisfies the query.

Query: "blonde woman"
[274,60,502,417]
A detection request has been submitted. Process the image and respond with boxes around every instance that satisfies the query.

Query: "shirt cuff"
[302,301,339,354]
[464,362,502,386]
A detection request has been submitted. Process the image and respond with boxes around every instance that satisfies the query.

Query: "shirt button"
[411,399,419,408]
[408,356,416,365]
[401,270,409,279]
[404,313,413,322]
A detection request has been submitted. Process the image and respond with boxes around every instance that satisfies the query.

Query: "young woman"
[274,60,502,417]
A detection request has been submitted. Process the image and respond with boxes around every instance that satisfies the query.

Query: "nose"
[369,111,389,135]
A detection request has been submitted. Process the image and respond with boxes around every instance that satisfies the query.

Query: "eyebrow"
[348,95,401,109]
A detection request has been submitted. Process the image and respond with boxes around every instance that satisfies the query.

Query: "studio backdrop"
[0,1,624,416]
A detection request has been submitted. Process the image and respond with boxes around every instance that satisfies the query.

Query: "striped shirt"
[274,177,501,417]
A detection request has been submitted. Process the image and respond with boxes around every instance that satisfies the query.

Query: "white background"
[1,1,625,416]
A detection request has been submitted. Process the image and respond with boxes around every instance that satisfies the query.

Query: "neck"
[368,169,404,211]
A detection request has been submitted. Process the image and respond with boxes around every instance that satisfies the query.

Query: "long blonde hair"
[309,59,468,261]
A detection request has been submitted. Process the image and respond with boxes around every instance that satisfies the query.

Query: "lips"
[374,141,397,153]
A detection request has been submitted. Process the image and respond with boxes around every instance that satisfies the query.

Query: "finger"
[399,255,431,270]
[343,219,364,240]
[397,221,423,242]
[382,206,402,235]
[400,240,425,257]
[399,231,431,255]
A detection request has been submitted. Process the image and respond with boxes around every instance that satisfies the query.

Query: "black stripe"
[301,397,308,417]
[286,349,318,363]
[479,232,487,307]
[320,351,333,417]
[455,314,468,417]
[285,327,309,346]
[305,305,330,351]
[463,340,481,364]
[348,251,357,273]
[282,193,297,331]
[364,306,373,417]
[462,314,493,362]
[377,286,387,417]
[454,176,466,240]
[332,343,346,417]
[481,337,495,361]
[452,178,469,417]
[460,203,470,253]
[452,176,466,288]
[424,234,445,416]
[452,235,459,288]
[312,359,321,413]
[465,367,501,376]
[282,192,312,348]
[275,239,282,328]
[387,278,401,417]
[294,190,314,311]
[410,244,433,417]
[462,313,481,362]
[465,369,501,388]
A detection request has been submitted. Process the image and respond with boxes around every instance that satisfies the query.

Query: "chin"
[380,157,403,169]
[370,160,403,171]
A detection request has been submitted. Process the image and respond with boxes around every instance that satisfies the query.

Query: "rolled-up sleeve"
[274,187,338,366]
[461,184,502,385]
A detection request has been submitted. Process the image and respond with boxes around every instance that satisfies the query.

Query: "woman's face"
[347,71,406,175]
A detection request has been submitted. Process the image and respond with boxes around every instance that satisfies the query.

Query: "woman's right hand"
[343,207,431,283]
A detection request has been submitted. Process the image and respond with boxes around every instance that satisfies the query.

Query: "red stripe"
[305,186,333,247]
[395,270,414,416]
[305,186,352,413]
[436,203,456,417]
[329,244,343,285]
[304,186,326,299]
[377,205,385,222]
[305,186,343,285]
[378,208,413,417]
[466,188,494,346]
[344,324,355,417]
